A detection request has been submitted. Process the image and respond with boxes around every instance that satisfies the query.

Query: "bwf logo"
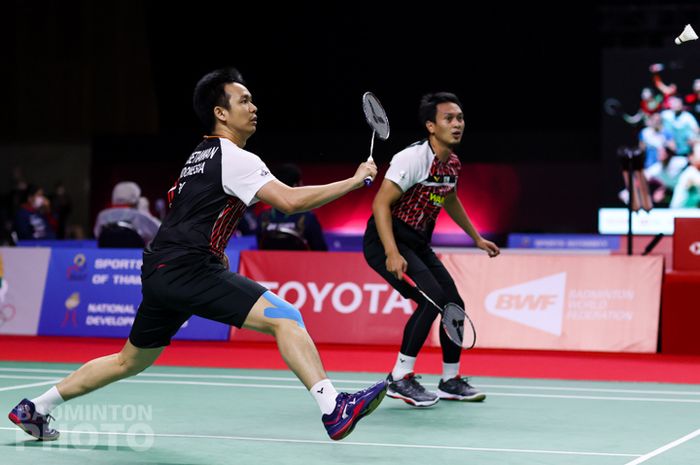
[484,272,566,336]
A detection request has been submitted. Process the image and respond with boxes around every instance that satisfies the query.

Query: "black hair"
[418,92,463,126]
[193,67,246,132]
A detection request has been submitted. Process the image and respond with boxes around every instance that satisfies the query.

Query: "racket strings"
[443,303,477,349]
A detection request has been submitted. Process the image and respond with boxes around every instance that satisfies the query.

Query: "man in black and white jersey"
[363,92,500,408]
[9,67,386,442]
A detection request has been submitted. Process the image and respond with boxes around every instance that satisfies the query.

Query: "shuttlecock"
[675,24,698,45]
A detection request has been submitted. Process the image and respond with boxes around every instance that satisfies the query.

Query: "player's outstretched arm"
[256,161,376,214]
[443,193,500,257]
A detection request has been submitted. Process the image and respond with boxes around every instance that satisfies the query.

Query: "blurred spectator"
[684,78,700,118]
[153,198,167,221]
[639,113,675,168]
[236,210,258,236]
[14,185,57,240]
[49,181,72,239]
[7,166,28,220]
[644,146,688,206]
[623,87,663,125]
[661,96,699,157]
[137,196,162,224]
[257,164,328,251]
[639,87,663,116]
[94,181,161,247]
[670,142,700,208]
[650,63,678,110]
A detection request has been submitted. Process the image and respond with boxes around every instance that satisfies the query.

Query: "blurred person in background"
[257,163,328,251]
[661,96,699,158]
[650,63,678,110]
[644,142,688,207]
[670,141,700,208]
[683,78,700,118]
[49,182,72,239]
[14,185,57,240]
[94,181,161,247]
[137,196,163,226]
[639,113,674,168]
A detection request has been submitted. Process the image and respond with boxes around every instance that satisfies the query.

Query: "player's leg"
[9,264,188,441]
[363,239,446,407]
[242,291,324,388]
[8,327,170,442]
[8,341,164,441]
[56,340,165,401]
[240,291,386,440]
[421,250,485,402]
[183,260,386,441]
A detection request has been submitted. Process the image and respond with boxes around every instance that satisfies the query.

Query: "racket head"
[362,92,390,140]
[441,303,477,350]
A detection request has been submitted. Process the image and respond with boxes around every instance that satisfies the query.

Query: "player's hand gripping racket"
[403,275,477,349]
[362,92,390,186]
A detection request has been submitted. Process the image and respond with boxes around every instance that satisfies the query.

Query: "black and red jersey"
[148,136,275,262]
[384,139,460,239]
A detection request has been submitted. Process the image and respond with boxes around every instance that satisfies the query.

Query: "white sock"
[310,379,339,415]
[31,386,65,415]
[442,362,460,381]
[391,353,416,380]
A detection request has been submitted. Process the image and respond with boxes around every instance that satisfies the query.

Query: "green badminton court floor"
[1,361,699,464]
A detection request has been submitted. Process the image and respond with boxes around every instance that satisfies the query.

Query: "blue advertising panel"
[507,234,621,250]
[38,248,236,341]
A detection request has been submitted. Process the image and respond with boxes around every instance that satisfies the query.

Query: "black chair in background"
[258,225,309,251]
[97,221,145,248]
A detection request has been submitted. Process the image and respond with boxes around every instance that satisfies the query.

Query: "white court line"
[479,384,700,396]
[0,375,64,381]
[121,380,314,390]
[119,380,700,403]
[2,369,700,403]
[0,368,73,374]
[0,426,641,458]
[0,380,60,392]
[623,428,700,464]
[0,368,299,382]
[489,392,700,403]
[2,367,700,396]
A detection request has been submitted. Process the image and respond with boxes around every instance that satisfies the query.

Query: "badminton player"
[9,67,385,442]
[363,92,499,407]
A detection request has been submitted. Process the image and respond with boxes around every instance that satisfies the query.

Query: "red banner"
[236,251,414,344]
[236,251,663,352]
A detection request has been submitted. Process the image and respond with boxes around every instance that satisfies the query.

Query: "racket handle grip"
[363,154,374,186]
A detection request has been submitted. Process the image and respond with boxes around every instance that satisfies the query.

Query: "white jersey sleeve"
[220,139,276,206]
[384,142,433,192]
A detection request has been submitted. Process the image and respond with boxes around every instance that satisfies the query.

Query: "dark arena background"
[1,2,700,464]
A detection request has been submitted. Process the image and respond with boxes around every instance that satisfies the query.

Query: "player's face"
[428,102,464,147]
[221,83,258,136]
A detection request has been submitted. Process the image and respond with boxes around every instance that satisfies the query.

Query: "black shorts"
[129,253,267,349]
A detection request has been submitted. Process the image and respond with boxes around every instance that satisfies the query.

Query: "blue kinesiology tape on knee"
[262,291,305,329]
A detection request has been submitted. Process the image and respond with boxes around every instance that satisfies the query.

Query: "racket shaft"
[415,286,443,313]
[363,131,376,186]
